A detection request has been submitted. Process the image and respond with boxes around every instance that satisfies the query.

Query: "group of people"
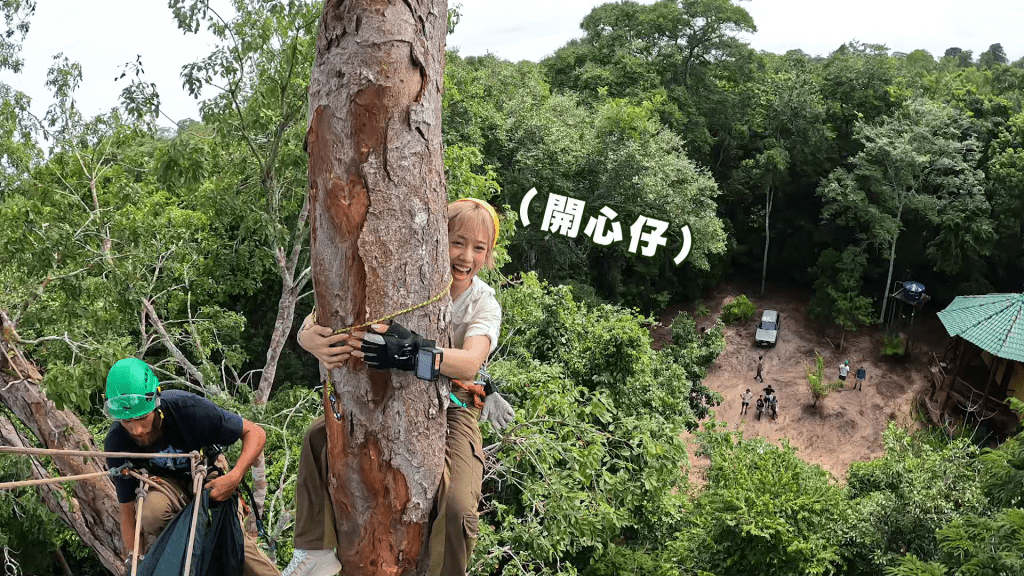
[740,384,779,421]
[743,355,779,421]
[101,199,512,576]
[838,360,867,391]
[740,356,870,423]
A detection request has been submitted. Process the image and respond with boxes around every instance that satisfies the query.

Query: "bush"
[806,351,844,406]
[881,333,906,357]
[843,425,987,574]
[719,294,756,324]
[498,273,724,430]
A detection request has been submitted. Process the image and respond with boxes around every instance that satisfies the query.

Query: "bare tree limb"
[141,298,206,389]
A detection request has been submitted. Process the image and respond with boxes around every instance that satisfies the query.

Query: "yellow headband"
[453,198,500,248]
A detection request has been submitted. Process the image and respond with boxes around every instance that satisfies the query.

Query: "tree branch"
[141,298,205,388]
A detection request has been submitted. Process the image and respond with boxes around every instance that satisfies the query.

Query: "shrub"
[881,333,906,357]
[498,273,724,430]
[807,351,844,406]
[720,294,755,325]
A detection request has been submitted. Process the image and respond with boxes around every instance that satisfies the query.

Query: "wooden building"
[927,293,1024,439]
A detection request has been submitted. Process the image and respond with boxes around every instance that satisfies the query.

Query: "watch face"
[416,348,441,380]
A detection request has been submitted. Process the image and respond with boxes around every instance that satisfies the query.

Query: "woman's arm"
[300,314,493,381]
[439,334,491,381]
[297,312,363,369]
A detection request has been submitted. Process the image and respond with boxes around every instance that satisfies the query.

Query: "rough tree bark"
[0,311,123,575]
[307,1,450,575]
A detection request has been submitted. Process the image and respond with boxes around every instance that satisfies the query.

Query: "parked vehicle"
[755,310,780,347]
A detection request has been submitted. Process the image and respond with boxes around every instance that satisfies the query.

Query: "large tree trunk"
[0,312,123,575]
[307,1,449,574]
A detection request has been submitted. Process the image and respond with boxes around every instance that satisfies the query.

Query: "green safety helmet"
[104,358,160,420]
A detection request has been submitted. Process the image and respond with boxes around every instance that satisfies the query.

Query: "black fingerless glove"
[361,322,435,373]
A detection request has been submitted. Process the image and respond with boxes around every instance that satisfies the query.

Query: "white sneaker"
[281,549,342,576]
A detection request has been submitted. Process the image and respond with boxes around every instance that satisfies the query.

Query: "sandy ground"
[658,281,946,485]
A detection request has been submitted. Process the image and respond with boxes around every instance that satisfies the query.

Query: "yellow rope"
[314,277,452,417]
[315,277,453,334]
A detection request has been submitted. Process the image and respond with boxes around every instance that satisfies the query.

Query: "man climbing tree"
[304,0,451,574]
[103,358,278,575]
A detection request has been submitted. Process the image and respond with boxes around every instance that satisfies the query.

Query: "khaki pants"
[426,397,484,576]
[295,391,484,576]
[139,477,280,576]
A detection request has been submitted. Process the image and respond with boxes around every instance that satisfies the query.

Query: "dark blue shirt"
[104,390,243,504]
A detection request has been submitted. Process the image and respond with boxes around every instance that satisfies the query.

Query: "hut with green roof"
[931,292,1024,437]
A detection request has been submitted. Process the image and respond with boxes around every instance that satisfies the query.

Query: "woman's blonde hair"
[448,199,497,269]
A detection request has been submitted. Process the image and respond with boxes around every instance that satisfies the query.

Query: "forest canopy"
[1,1,1023,575]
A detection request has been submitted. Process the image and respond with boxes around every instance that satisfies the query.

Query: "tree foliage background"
[2,0,1024,574]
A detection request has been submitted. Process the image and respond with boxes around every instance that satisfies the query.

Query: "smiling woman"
[292,197,514,576]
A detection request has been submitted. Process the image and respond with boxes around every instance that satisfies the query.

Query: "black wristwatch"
[414,346,443,381]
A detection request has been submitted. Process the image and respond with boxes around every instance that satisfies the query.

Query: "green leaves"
[719,294,754,324]
[675,431,847,575]
[845,425,988,573]
[808,246,875,333]
[470,273,728,572]
[806,351,843,406]
[0,0,34,73]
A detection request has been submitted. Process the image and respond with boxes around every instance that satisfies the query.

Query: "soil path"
[661,281,945,484]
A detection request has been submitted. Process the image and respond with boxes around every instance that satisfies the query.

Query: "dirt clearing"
[663,281,945,484]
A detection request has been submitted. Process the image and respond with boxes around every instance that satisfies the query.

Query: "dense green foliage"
[676,429,848,576]
[2,0,1024,574]
[719,294,756,324]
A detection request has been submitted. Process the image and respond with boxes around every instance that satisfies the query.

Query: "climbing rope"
[310,277,453,421]
[0,446,200,490]
[312,277,453,335]
[0,444,211,574]
[0,464,130,490]
[181,452,206,576]
[130,472,149,576]
[0,445,202,460]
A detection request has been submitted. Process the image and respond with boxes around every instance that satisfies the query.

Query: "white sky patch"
[740,0,1023,58]
[2,0,1021,132]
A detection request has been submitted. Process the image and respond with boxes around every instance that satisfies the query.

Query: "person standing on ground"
[740,388,752,415]
[756,395,765,420]
[855,366,866,391]
[838,360,850,383]
[754,355,764,382]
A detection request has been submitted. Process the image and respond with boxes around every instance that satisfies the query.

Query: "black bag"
[137,489,245,576]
